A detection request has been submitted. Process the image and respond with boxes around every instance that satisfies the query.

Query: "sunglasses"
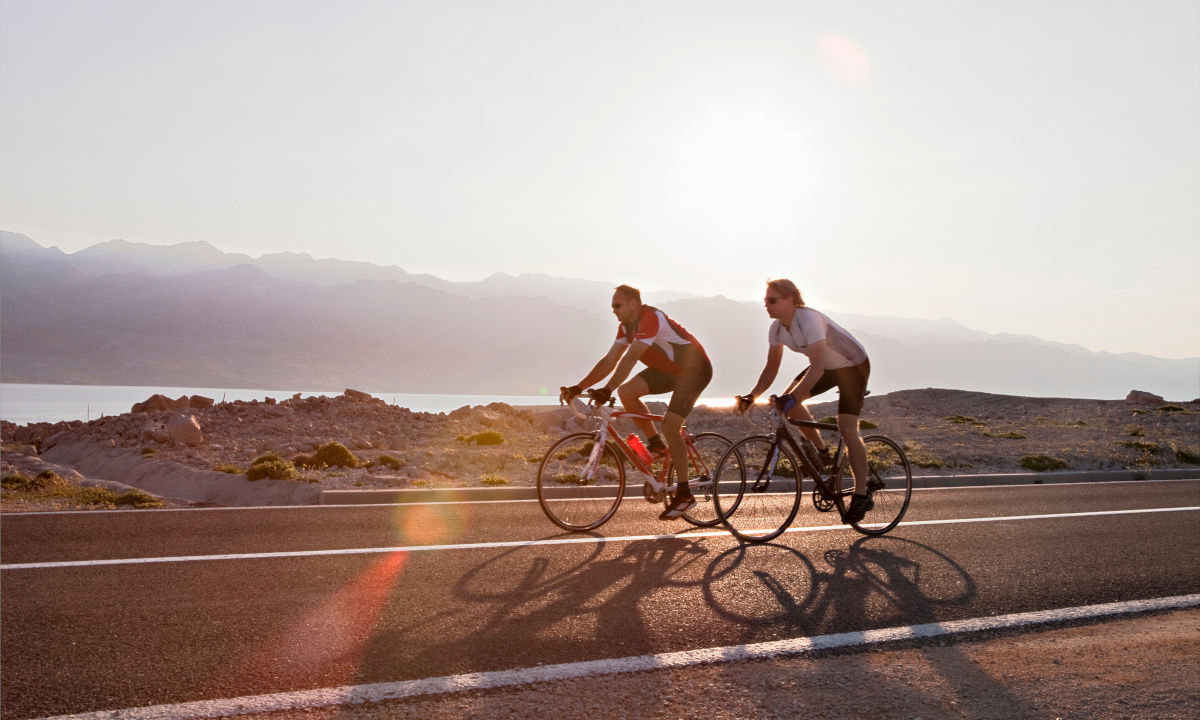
[764,296,783,305]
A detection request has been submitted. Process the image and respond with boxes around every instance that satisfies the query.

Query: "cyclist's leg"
[663,356,713,495]
[783,368,837,451]
[617,370,664,441]
[836,360,871,495]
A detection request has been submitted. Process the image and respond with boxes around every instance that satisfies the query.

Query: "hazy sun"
[678,111,812,230]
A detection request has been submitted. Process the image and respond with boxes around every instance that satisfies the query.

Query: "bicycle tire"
[537,432,626,532]
[712,435,802,543]
[664,431,731,528]
[832,435,912,536]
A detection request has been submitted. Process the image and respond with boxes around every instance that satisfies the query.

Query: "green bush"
[945,415,984,426]
[1021,454,1068,472]
[1125,425,1147,437]
[1159,404,1186,413]
[1173,446,1200,465]
[860,419,879,430]
[458,430,505,446]
[305,442,360,469]
[112,489,164,508]
[1119,440,1161,453]
[480,473,508,486]
[251,452,285,466]
[982,431,1027,439]
[140,447,157,456]
[2,471,164,508]
[214,463,245,474]
[247,458,298,481]
[372,454,404,470]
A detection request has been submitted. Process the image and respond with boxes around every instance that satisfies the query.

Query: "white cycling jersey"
[769,306,867,369]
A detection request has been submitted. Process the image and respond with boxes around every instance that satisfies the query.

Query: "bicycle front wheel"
[833,435,913,536]
[537,433,626,532]
[666,432,731,528]
[712,435,802,543]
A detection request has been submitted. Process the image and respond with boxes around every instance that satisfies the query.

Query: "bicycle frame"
[761,400,848,502]
[568,397,715,497]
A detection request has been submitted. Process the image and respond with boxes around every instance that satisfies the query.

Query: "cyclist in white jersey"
[734,278,874,524]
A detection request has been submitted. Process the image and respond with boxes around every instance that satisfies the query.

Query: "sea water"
[0,384,562,424]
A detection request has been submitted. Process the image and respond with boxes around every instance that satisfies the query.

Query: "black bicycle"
[712,395,913,542]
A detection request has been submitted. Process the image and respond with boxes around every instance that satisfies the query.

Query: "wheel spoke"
[713,436,802,543]
[537,434,625,531]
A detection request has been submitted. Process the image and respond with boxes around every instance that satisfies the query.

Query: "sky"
[1,0,1197,359]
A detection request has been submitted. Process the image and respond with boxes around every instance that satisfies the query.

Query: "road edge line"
[34,593,1200,720]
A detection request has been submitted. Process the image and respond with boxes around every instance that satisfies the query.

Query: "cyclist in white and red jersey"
[734,278,875,524]
[560,284,712,520]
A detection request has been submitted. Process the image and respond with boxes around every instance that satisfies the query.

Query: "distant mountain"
[2,231,1196,399]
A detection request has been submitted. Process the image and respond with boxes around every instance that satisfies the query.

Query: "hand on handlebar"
[587,387,612,405]
[559,385,583,404]
[734,394,755,415]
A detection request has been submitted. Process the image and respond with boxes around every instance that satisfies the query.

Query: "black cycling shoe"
[843,493,873,524]
[817,446,834,469]
[659,491,695,520]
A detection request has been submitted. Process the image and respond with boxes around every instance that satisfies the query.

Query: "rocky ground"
[2,388,1199,509]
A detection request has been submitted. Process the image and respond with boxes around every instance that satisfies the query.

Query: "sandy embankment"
[3,388,1198,509]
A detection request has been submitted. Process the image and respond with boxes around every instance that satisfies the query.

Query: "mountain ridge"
[2,231,1195,399]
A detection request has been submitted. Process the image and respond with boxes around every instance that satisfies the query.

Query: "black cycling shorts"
[633,352,713,417]
[794,358,870,416]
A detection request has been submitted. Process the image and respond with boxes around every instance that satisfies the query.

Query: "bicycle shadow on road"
[358,532,721,680]
[704,536,1044,717]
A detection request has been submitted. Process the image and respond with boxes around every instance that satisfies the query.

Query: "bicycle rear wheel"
[712,435,802,543]
[833,435,912,536]
[666,431,731,528]
[537,433,625,532]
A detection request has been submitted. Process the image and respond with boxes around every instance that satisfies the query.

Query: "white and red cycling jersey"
[615,305,708,375]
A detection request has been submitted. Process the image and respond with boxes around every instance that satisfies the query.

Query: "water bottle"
[626,434,653,465]
[799,439,824,478]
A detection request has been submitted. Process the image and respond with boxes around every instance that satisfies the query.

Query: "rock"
[1126,390,1164,404]
[172,395,191,409]
[43,431,71,451]
[189,395,215,408]
[344,388,372,402]
[166,414,204,446]
[132,394,172,413]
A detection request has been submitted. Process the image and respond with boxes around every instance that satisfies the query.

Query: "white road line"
[8,476,1198,515]
[33,593,1200,720]
[3,506,1197,571]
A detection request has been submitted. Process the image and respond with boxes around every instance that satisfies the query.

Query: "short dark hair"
[614,284,642,304]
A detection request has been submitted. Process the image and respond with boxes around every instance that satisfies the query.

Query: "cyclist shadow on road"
[704,536,1042,717]
[360,533,717,680]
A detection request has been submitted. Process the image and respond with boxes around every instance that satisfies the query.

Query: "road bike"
[536,392,732,532]
[713,395,912,542]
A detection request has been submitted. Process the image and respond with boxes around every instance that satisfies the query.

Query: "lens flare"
[819,33,872,83]
[209,552,408,692]
[395,501,468,546]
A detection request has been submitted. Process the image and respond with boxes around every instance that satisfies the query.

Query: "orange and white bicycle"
[536,390,731,531]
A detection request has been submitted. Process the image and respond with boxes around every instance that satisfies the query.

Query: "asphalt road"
[2,479,1199,719]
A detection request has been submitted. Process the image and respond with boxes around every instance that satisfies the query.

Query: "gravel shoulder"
[3,388,1198,509]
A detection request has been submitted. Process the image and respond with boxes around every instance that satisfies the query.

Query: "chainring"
[643,482,665,503]
[811,482,836,512]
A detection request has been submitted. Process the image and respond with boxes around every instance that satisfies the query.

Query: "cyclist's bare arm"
[601,341,650,393]
[749,343,784,398]
[574,341,627,390]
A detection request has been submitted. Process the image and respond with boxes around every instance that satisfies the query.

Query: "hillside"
[3,388,1197,512]
[1,231,1196,400]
